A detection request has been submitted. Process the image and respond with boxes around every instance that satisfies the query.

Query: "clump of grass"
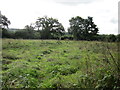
[2,52,19,60]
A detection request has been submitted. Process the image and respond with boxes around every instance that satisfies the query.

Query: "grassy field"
[1,39,120,88]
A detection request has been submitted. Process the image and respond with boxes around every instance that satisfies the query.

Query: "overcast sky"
[0,0,119,34]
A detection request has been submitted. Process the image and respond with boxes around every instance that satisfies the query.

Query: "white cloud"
[0,0,119,34]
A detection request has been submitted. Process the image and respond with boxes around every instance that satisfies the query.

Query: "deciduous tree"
[0,12,10,29]
[68,16,99,40]
[35,16,65,39]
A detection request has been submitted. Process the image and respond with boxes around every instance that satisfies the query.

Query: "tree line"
[0,13,120,42]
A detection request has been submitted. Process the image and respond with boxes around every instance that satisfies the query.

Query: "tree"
[68,16,84,40]
[68,16,99,40]
[107,34,117,42]
[24,24,36,39]
[14,24,41,39]
[14,29,27,39]
[24,24,35,30]
[0,12,11,29]
[0,11,11,38]
[117,34,120,42]
[35,16,65,39]
[25,24,41,39]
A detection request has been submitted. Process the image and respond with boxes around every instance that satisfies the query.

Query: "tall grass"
[1,39,120,89]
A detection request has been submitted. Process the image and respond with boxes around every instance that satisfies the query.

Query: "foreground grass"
[1,39,120,89]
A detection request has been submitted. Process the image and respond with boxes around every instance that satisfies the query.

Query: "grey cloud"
[53,0,98,5]
[110,18,118,24]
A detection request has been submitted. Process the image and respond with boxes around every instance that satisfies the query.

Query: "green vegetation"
[0,11,120,89]
[0,14,10,29]
[1,39,120,89]
[68,16,98,40]
[1,13,119,42]
[1,15,120,42]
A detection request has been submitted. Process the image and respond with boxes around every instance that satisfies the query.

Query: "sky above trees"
[0,0,119,34]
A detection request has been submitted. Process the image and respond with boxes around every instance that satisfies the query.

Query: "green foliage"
[95,74,119,89]
[35,16,65,39]
[68,16,99,40]
[0,14,118,42]
[0,13,11,29]
[14,29,36,39]
[117,34,120,42]
[106,34,117,42]
[2,39,119,88]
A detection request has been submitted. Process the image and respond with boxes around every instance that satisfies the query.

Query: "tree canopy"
[0,12,11,29]
[1,13,119,42]
[35,16,65,39]
[0,12,11,38]
[68,16,99,40]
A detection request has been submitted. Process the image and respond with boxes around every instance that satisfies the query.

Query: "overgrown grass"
[1,39,120,89]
